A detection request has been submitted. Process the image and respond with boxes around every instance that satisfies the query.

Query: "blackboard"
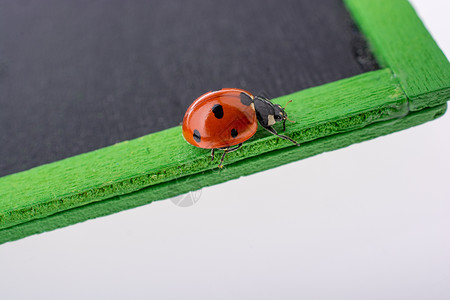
[1,0,449,244]
[0,0,377,177]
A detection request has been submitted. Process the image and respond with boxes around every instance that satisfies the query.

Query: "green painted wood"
[344,0,450,111]
[1,103,446,244]
[0,69,408,231]
[2,0,450,243]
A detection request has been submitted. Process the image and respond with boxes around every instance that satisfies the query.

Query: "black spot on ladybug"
[212,104,224,119]
[231,128,238,138]
[240,93,253,106]
[193,129,201,143]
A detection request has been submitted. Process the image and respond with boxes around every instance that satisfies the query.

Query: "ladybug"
[182,88,300,168]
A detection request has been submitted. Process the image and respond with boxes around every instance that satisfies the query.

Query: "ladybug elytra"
[182,88,300,168]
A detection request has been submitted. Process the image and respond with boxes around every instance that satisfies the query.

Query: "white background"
[0,1,449,299]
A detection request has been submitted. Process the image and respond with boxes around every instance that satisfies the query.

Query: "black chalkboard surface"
[0,0,376,177]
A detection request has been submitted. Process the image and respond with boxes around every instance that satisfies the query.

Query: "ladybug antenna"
[286,117,296,123]
[283,100,293,110]
[283,100,296,123]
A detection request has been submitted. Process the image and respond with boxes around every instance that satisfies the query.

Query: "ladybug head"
[273,103,288,122]
[254,96,292,131]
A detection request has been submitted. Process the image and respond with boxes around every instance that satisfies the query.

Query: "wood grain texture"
[2,0,449,243]
[1,103,445,244]
[0,69,408,232]
[344,0,450,111]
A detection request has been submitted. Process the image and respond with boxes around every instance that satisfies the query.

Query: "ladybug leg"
[211,148,215,161]
[225,143,243,154]
[218,143,243,168]
[283,119,286,132]
[218,151,227,169]
[263,126,300,146]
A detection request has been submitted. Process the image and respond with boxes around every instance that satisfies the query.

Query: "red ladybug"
[182,88,300,168]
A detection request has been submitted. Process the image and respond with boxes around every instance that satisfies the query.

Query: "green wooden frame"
[1,0,449,244]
